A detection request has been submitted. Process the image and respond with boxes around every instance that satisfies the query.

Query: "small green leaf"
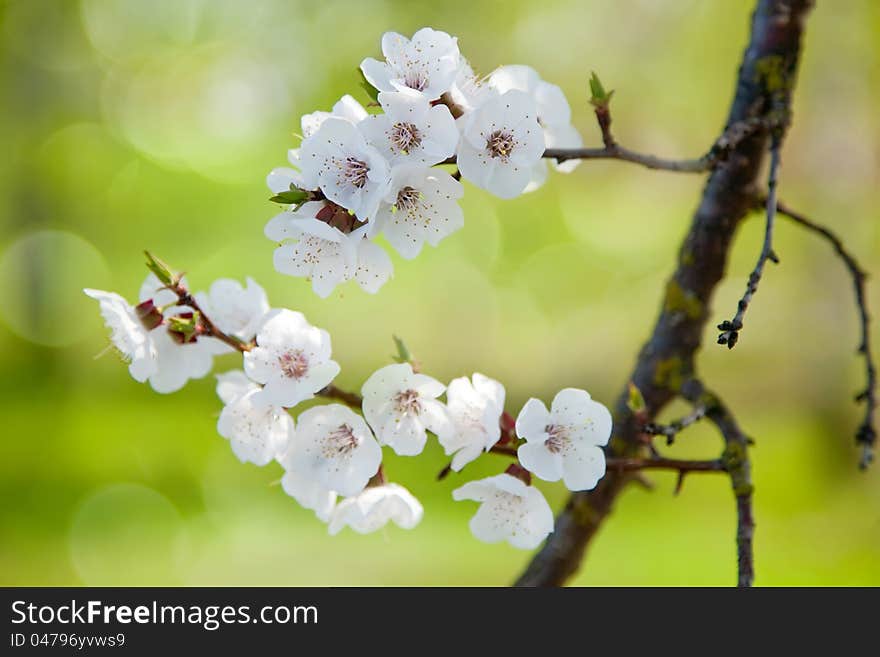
[358,68,380,104]
[589,71,614,107]
[269,187,310,205]
[144,251,175,286]
[392,334,413,364]
[626,382,646,414]
[167,311,200,342]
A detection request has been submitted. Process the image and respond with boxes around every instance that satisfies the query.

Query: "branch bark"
[514,0,813,587]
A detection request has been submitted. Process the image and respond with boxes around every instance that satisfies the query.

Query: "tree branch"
[773,200,877,468]
[642,405,707,445]
[717,141,782,348]
[515,0,812,588]
[443,119,768,175]
[682,379,755,587]
[317,384,363,408]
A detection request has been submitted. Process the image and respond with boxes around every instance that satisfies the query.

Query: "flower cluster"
[265,28,582,297]
[86,261,612,548]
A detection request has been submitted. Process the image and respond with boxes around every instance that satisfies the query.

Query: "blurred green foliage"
[0,0,878,586]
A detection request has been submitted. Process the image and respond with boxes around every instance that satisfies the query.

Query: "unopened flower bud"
[135,299,163,330]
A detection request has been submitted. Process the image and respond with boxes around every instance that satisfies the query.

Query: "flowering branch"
[717,141,782,348]
[772,200,877,468]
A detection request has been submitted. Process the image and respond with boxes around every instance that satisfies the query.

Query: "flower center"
[393,389,422,416]
[395,186,421,212]
[390,122,422,154]
[486,129,516,160]
[278,350,309,379]
[543,424,568,453]
[323,424,359,457]
[342,156,370,188]
[403,68,428,92]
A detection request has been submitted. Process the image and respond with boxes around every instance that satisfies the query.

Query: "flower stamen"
[390,122,422,154]
[393,389,422,416]
[486,129,516,161]
[278,350,309,379]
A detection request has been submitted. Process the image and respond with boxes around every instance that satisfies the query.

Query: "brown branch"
[606,457,724,473]
[317,384,363,408]
[773,200,877,468]
[542,146,710,172]
[515,0,812,588]
[642,405,707,445]
[441,118,767,175]
[682,379,755,587]
[170,280,369,411]
[717,141,782,348]
[170,287,254,353]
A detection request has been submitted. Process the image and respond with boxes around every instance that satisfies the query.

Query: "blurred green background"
[1,0,878,586]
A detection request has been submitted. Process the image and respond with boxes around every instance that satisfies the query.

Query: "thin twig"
[318,384,363,408]
[442,118,768,176]
[542,146,709,172]
[642,405,707,445]
[484,442,725,474]
[718,142,782,348]
[605,457,725,473]
[170,281,368,409]
[773,200,877,468]
[683,380,755,587]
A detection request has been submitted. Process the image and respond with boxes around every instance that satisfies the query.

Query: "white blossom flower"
[266,202,393,297]
[194,278,270,345]
[516,388,612,491]
[328,483,423,535]
[448,59,497,114]
[84,288,157,383]
[281,404,382,497]
[359,90,458,167]
[489,64,583,184]
[266,202,357,298]
[372,166,464,259]
[441,373,506,471]
[300,94,368,139]
[266,149,305,195]
[298,118,391,221]
[215,370,293,466]
[281,467,337,522]
[361,362,453,456]
[267,97,369,197]
[137,274,225,394]
[457,90,545,199]
[243,309,340,408]
[360,28,460,101]
[452,473,554,549]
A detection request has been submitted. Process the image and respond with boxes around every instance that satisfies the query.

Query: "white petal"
[281,470,337,522]
[518,441,564,482]
[515,397,552,441]
[215,370,258,404]
[561,443,606,492]
[267,167,303,194]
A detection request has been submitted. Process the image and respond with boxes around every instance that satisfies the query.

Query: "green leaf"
[626,382,646,414]
[392,334,413,364]
[269,188,310,205]
[358,68,380,104]
[589,71,614,107]
[167,311,200,341]
[144,251,175,286]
